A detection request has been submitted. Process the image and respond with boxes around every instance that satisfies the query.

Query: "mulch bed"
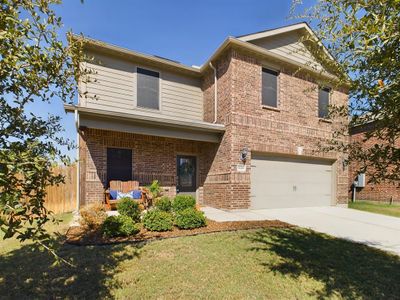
[66,219,293,246]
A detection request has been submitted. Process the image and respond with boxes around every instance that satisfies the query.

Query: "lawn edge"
[66,220,293,246]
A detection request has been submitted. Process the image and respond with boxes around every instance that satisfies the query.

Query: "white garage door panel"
[251,156,333,209]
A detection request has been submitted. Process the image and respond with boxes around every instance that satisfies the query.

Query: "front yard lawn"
[1,213,400,299]
[0,212,73,255]
[349,200,400,218]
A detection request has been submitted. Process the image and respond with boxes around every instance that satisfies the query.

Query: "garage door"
[251,155,333,209]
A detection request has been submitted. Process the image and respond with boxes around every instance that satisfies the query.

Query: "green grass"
[1,214,400,299]
[349,200,400,218]
[0,213,73,255]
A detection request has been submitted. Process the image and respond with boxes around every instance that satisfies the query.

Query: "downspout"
[74,109,80,211]
[209,62,218,123]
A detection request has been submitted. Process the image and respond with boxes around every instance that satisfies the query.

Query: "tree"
[292,0,400,183]
[0,0,84,254]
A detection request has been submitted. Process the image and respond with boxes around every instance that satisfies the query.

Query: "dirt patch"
[66,219,292,246]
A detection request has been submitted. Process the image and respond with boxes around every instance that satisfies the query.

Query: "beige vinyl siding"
[80,51,203,121]
[249,31,324,71]
[161,72,203,119]
[83,58,135,111]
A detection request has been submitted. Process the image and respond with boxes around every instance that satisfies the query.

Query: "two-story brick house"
[66,23,349,210]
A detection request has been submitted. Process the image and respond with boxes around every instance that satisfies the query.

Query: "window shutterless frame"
[261,68,279,108]
[318,87,331,119]
[136,67,160,110]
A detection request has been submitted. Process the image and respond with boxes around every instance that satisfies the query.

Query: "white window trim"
[134,65,162,112]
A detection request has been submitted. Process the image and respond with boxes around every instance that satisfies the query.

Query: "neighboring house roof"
[73,22,343,82]
[349,113,380,132]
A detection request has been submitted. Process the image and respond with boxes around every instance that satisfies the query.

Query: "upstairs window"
[262,68,278,108]
[318,87,330,118]
[137,67,160,110]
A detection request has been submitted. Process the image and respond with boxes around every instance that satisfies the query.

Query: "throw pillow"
[109,189,118,200]
[117,191,133,199]
[131,190,142,199]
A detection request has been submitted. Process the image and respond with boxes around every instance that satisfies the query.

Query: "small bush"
[172,194,196,212]
[147,179,162,199]
[117,197,141,222]
[102,215,140,237]
[154,196,172,212]
[143,209,173,231]
[175,208,207,229]
[79,203,107,230]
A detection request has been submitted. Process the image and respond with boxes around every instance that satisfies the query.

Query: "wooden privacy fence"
[45,165,77,214]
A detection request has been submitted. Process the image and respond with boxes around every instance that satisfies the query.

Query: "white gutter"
[74,109,80,211]
[74,108,79,128]
[209,62,218,123]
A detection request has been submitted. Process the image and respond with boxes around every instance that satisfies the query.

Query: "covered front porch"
[67,105,225,207]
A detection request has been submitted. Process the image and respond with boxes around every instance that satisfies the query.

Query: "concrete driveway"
[202,206,400,255]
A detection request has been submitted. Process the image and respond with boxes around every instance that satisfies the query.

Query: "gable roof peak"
[237,22,314,42]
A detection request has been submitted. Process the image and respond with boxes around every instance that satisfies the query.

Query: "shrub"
[117,197,141,222]
[154,196,172,212]
[175,208,207,229]
[172,194,196,212]
[147,179,162,199]
[143,209,173,231]
[79,203,107,230]
[102,215,140,237]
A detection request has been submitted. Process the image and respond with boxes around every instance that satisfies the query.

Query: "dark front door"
[107,148,132,186]
[177,155,196,192]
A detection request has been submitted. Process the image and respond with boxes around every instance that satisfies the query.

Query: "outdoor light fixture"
[342,159,347,171]
[240,147,249,162]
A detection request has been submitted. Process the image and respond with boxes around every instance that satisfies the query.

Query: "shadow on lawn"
[245,228,400,299]
[0,238,142,299]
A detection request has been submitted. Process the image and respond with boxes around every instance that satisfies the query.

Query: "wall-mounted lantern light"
[240,147,249,162]
[342,159,347,171]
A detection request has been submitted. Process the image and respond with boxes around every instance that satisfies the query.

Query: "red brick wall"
[79,128,217,207]
[202,51,237,208]
[349,126,400,203]
[202,68,215,123]
[202,47,349,209]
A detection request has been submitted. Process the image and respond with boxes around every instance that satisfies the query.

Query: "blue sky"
[47,0,313,159]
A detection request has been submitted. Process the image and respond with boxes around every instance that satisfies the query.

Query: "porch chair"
[105,180,149,210]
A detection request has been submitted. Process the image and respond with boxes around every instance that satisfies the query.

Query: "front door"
[177,155,197,192]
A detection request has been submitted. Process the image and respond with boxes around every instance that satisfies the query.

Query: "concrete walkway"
[201,206,400,255]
